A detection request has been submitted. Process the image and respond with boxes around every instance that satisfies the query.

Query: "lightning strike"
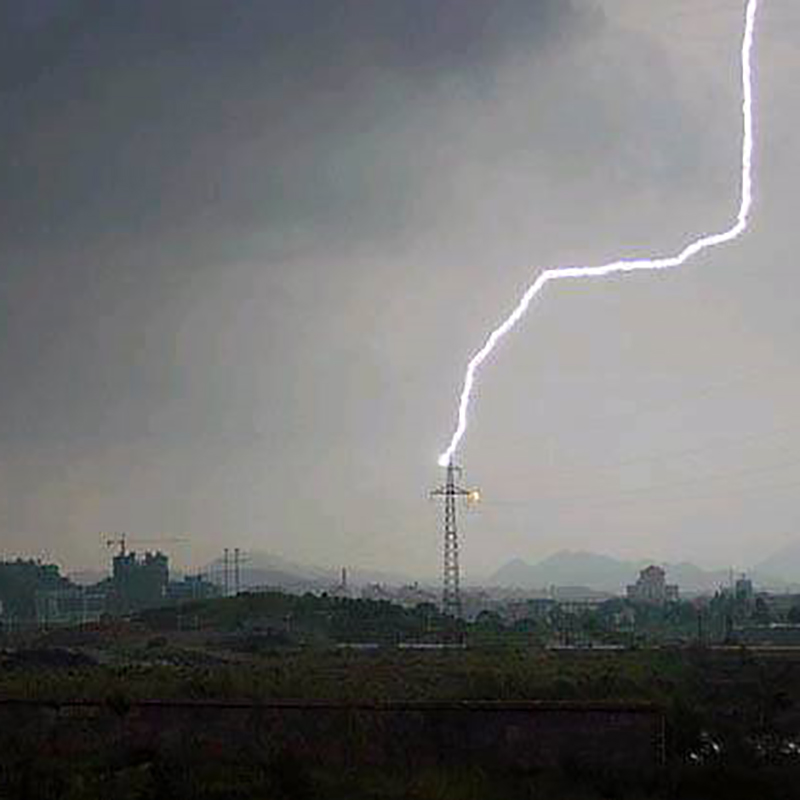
[438,0,761,469]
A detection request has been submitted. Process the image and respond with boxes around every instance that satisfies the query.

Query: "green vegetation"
[0,752,659,800]
[2,643,800,800]
[0,647,679,704]
[138,591,450,645]
[134,589,785,651]
[3,591,800,797]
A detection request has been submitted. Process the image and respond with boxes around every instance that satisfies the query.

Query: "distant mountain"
[201,552,415,593]
[489,558,536,587]
[752,541,800,587]
[491,551,632,592]
[666,562,732,594]
[489,550,732,594]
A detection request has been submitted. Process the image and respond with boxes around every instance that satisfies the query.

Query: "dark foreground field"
[3,635,800,799]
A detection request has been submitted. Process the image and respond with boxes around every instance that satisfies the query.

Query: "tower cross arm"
[430,484,475,498]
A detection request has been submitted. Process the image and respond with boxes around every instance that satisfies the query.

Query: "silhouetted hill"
[202,552,414,593]
[491,551,630,591]
[489,551,732,594]
[753,541,800,587]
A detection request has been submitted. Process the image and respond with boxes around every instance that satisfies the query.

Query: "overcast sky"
[1,0,799,578]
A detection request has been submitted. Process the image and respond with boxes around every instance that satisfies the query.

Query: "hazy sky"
[1,0,799,578]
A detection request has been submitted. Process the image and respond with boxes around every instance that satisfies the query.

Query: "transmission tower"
[235,548,241,596]
[233,548,250,596]
[431,461,480,619]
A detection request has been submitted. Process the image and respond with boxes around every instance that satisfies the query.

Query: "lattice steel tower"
[431,461,479,619]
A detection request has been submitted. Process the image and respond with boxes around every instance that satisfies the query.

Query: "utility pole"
[234,548,241,596]
[223,548,230,598]
[430,461,480,621]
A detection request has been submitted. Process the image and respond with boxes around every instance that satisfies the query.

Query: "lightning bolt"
[438,0,761,468]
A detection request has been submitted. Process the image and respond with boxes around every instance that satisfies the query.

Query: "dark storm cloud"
[0,0,576,78]
[0,0,582,251]
[0,0,587,448]
[5,0,787,577]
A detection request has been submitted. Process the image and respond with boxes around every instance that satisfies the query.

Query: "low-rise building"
[505,597,557,623]
[166,575,220,604]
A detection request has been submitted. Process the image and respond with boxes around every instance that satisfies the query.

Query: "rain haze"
[0,0,799,580]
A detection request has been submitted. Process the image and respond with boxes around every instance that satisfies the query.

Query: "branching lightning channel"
[438,0,761,469]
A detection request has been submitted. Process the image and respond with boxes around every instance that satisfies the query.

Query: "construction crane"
[104,534,128,557]
[103,534,187,557]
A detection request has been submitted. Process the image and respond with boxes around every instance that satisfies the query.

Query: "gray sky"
[0,0,799,578]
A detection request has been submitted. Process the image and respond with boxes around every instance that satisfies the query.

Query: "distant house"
[166,575,220,604]
[361,583,392,602]
[626,566,679,605]
[505,598,557,623]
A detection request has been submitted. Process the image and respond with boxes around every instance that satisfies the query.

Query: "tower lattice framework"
[431,461,477,619]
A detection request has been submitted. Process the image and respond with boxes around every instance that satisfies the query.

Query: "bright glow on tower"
[438,0,761,469]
